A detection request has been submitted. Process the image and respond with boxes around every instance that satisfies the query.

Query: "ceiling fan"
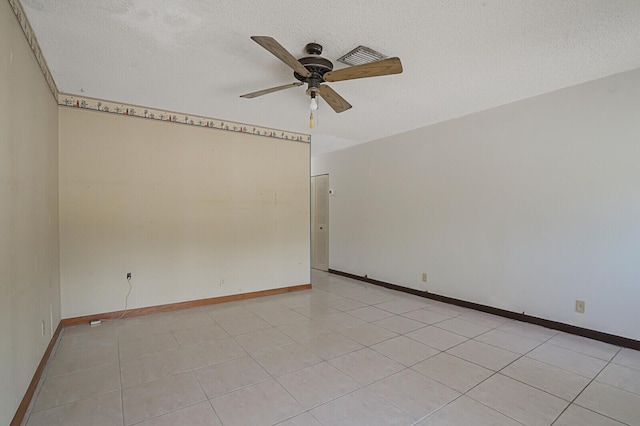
[240,36,403,124]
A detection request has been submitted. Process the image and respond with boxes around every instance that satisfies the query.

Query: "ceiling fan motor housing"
[294,43,334,87]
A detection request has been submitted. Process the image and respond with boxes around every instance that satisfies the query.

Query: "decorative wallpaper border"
[58,94,311,143]
[10,1,309,143]
[8,0,58,98]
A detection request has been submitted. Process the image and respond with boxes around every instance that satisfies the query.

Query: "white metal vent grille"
[337,46,387,66]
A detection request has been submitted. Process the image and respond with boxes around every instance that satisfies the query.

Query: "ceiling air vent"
[337,46,387,66]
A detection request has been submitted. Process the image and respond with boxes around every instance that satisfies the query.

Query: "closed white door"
[311,174,329,271]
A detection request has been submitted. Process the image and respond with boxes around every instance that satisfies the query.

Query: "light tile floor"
[24,270,640,425]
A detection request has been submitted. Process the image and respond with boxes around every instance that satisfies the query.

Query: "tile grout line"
[122,315,225,424]
[267,298,448,423]
[406,306,629,426]
[20,329,67,425]
[313,303,509,425]
[269,366,315,424]
[435,326,558,425]
[549,346,630,426]
[117,324,125,426]
[408,392,528,426]
[406,320,551,425]
[426,295,621,406]
[25,328,65,417]
[376,319,527,425]
[126,401,217,426]
[184,324,215,417]
[27,375,122,415]
[237,307,384,423]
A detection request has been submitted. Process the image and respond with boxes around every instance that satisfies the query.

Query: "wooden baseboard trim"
[329,268,640,351]
[62,283,312,327]
[11,321,64,426]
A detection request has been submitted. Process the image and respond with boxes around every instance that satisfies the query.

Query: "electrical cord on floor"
[90,275,133,326]
[117,275,133,320]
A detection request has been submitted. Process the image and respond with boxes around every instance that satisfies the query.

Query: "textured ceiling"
[20,0,640,155]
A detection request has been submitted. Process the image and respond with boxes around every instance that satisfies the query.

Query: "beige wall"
[59,107,310,318]
[0,2,61,424]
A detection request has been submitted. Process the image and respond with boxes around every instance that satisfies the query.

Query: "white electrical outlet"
[422,273,428,282]
[575,300,585,313]
[41,320,45,337]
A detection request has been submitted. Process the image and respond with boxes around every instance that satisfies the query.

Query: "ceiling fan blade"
[251,36,312,78]
[318,84,352,113]
[240,82,304,99]
[323,57,403,82]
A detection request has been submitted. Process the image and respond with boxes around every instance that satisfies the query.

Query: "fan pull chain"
[310,111,314,128]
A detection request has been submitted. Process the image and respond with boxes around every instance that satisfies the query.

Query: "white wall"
[59,108,310,318]
[0,2,61,423]
[312,68,640,341]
